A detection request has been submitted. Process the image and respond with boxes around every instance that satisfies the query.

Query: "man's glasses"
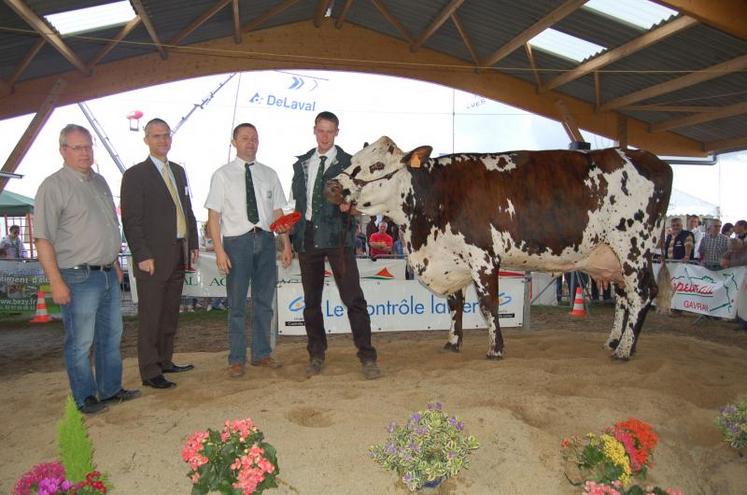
[63,144,93,152]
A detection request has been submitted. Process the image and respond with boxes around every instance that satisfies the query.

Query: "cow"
[325,136,673,360]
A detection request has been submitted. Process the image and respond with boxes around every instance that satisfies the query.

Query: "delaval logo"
[288,296,305,312]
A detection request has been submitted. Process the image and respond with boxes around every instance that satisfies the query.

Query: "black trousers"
[298,223,377,363]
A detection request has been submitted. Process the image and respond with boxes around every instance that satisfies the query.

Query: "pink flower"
[257,458,275,474]
[190,472,200,484]
[581,480,622,495]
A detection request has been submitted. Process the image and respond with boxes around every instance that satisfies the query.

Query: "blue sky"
[1,70,743,224]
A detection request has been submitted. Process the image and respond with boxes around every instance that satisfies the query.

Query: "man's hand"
[339,202,361,215]
[274,223,292,235]
[281,245,293,268]
[114,264,124,284]
[215,250,232,274]
[192,249,200,264]
[138,258,155,276]
[50,281,71,305]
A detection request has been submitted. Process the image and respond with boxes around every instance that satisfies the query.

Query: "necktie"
[161,164,187,237]
[312,155,327,220]
[245,162,259,224]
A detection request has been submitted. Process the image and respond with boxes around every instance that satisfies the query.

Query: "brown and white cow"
[325,136,672,360]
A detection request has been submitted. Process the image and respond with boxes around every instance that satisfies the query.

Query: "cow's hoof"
[610,353,631,362]
[442,342,461,353]
[485,352,503,360]
[606,338,620,350]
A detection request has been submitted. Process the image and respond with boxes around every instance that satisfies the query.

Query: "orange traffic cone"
[569,286,588,318]
[30,289,52,323]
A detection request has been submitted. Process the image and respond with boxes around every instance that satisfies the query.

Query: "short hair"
[670,218,682,225]
[9,225,19,234]
[378,221,388,228]
[232,123,257,140]
[315,111,339,128]
[144,118,170,135]
[59,124,92,146]
[736,220,747,229]
[722,222,734,235]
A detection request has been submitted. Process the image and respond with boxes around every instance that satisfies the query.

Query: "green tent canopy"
[0,190,34,216]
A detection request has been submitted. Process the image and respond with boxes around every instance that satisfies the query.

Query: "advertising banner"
[0,260,45,312]
[655,262,746,318]
[277,273,525,335]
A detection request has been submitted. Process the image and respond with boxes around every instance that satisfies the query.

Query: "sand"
[1,306,746,494]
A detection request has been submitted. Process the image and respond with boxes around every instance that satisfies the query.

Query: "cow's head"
[324,136,432,217]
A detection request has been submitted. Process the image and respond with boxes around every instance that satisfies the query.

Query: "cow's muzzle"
[324,179,344,205]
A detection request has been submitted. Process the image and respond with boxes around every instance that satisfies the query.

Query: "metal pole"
[77,102,127,174]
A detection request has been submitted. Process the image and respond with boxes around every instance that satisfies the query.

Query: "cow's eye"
[370,162,385,173]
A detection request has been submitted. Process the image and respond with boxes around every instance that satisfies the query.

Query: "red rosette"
[270,211,301,232]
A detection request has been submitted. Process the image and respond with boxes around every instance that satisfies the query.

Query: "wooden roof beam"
[314,0,333,27]
[370,0,414,44]
[656,0,747,40]
[704,135,747,153]
[0,78,65,192]
[336,0,355,29]
[411,0,465,51]
[601,53,747,111]
[651,100,747,132]
[524,43,542,88]
[232,0,241,43]
[4,0,90,74]
[171,0,232,46]
[87,16,140,70]
[8,37,45,86]
[242,0,300,32]
[624,104,721,112]
[130,0,167,59]
[542,16,698,92]
[555,99,585,142]
[481,0,586,67]
[451,12,479,67]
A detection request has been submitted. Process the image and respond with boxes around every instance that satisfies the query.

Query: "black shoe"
[162,362,194,373]
[304,358,324,378]
[102,388,142,404]
[142,375,176,389]
[78,396,108,415]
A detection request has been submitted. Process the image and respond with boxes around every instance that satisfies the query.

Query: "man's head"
[688,215,700,230]
[314,111,339,154]
[9,225,19,237]
[59,124,94,173]
[670,217,683,234]
[232,123,259,162]
[735,220,747,236]
[707,220,722,236]
[378,221,388,234]
[143,118,172,161]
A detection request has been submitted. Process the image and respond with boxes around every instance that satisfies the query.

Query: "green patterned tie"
[245,162,259,224]
[312,155,327,221]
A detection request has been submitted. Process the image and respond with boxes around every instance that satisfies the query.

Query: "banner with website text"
[655,262,746,318]
[0,260,45,312]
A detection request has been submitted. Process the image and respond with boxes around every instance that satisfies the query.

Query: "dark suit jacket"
[121,158,198,281]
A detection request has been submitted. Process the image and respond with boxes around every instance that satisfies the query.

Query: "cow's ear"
[402,146,433,169]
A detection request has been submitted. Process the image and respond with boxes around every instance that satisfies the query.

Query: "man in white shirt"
[0,225,28,259]
[205,123,291,378]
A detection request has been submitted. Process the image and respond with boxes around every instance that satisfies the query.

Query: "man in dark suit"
[121,118,199,389]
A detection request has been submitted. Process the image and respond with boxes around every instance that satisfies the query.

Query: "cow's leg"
[608,258,658,360]
[443,289,465,352]
[473,266,503,360]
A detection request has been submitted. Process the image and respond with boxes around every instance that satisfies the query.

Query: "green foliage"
[57,396,95,483]
[369,402,479,492]
[714,398,747,449]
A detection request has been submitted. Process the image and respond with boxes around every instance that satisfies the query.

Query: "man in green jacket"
[289,111,381,380]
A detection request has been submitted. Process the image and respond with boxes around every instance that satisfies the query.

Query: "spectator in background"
[354,223,367,256]
[722,222,734,238]
[688,215,704,262]
[664,217,694,261]
[368,220,393,260]
[721,220,747,269]
[698,219,729,271]
[0,225,28,259]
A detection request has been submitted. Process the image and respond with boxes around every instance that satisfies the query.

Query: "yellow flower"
[601,434,632,485]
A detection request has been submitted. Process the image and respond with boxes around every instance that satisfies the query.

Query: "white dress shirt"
[303,147,337,221]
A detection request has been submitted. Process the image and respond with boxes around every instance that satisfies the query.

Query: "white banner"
[277,273,525,335]
[655,262,747,319]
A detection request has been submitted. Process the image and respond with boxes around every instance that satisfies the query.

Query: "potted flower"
[369,402,480,491]
[580,480,683,495]
[714,399,747,453]
[561,418,658,487]
[181,417,279,494]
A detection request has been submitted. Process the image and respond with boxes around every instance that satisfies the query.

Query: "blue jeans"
[61,268,123,407]
[223,230,276,365]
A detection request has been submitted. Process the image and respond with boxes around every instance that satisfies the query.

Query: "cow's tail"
[655,260,671,314]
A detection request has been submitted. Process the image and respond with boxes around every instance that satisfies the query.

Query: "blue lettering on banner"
[366,296,425,316]
[259,94,316,112]
[430,293,511,313]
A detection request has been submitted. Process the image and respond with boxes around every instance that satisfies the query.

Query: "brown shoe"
[228,363,245,378]
[251,356,282,369]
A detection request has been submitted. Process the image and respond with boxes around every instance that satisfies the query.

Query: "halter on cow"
[325,136,672,360]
